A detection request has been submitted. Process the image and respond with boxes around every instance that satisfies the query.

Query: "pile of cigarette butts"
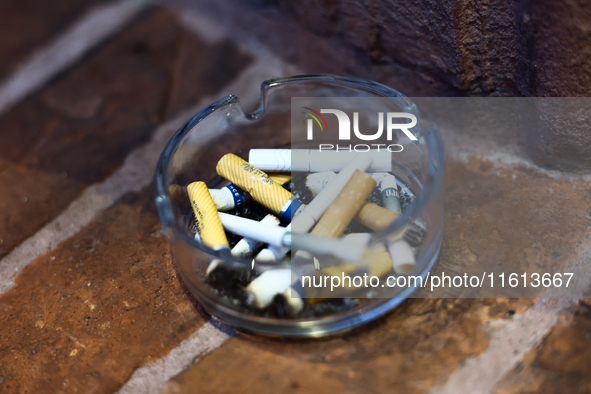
[186,149,426,318]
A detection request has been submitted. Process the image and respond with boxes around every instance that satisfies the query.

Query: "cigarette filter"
[218,212,289,247]
[290,232,370,263]
[306,171,336,197]
[255,245,287,262]
[267,172,291,186]
[248,149,391,172]
[387,240,416,274]
[311,170,376,238]
[209,175,288,212]
[292,154,373,233]
[342,232,371,244]
[246,269,303,314]
[208,184,248,212]
[372,173,402,214]
[231,214,280,258]
[361,244,394,277]
[187,182,229,251]
[327,233,393,277]
[216,154,302,222]
[354,202,398,232]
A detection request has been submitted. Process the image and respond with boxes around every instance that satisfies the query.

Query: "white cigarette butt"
[387,240,416,274]
[249,149,391,172]
[246,269,292,309]
[230,214,280,258]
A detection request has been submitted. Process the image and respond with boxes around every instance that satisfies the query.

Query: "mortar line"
[117,320,234,394]
[0,0,149,116]
[433,298,578,394]
[433,245,591,394]
[0,107,188,294]
[0,56,290,295]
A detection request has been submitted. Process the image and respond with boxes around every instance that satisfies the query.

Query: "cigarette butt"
[216,154,302,222]
[218,212,289,247]
[187,182,229,251]
[283,288,303,315]
[372,173,402,214]
[306,171,337,197]
[255,223,292,262]
[292,154,373,233]
[311,170,376,238]
[387,240,416,274]
[209,184,248,212]
[255,243,289,262]
[209,179,288,213]
[267,172,291,186]
[231,214,280,258]
[354,202,398,232]
[291,232,369,263]
[248,149,391,172]
[246,269,302,315]
[340,233,393,276]
[361,244,394,277]
[342,232,372,244]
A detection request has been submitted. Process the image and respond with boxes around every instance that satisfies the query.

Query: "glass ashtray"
[154,75,444,337]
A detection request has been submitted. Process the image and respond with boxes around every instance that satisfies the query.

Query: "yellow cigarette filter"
[267,172,291,186]
[216,154,302,222]
[354,202,399,232]
[362,244,395,277]
[187,182,229,251]
[311,170,376,238]
[354,202,407,242]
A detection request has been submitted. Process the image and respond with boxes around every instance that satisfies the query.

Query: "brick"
[0,160,81,259]
[0,0,109,81]
[0,8,252,258]
[275,0,591,97]
[165,37,253,120]
[0,186,205,394]
[431,157,591,297]
[494,300,591,394]
[218,0,591,170]
[166,299,528,394]
[166,156,591,393]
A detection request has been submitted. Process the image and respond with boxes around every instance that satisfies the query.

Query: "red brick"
[495,300,591,394]
[165,299,529,394]
[0,8,252,258]
[430,157,591,298]
[0,0,109,81]
[165,36,253,120]
[0,159,81,259]
[0,186,205,394]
